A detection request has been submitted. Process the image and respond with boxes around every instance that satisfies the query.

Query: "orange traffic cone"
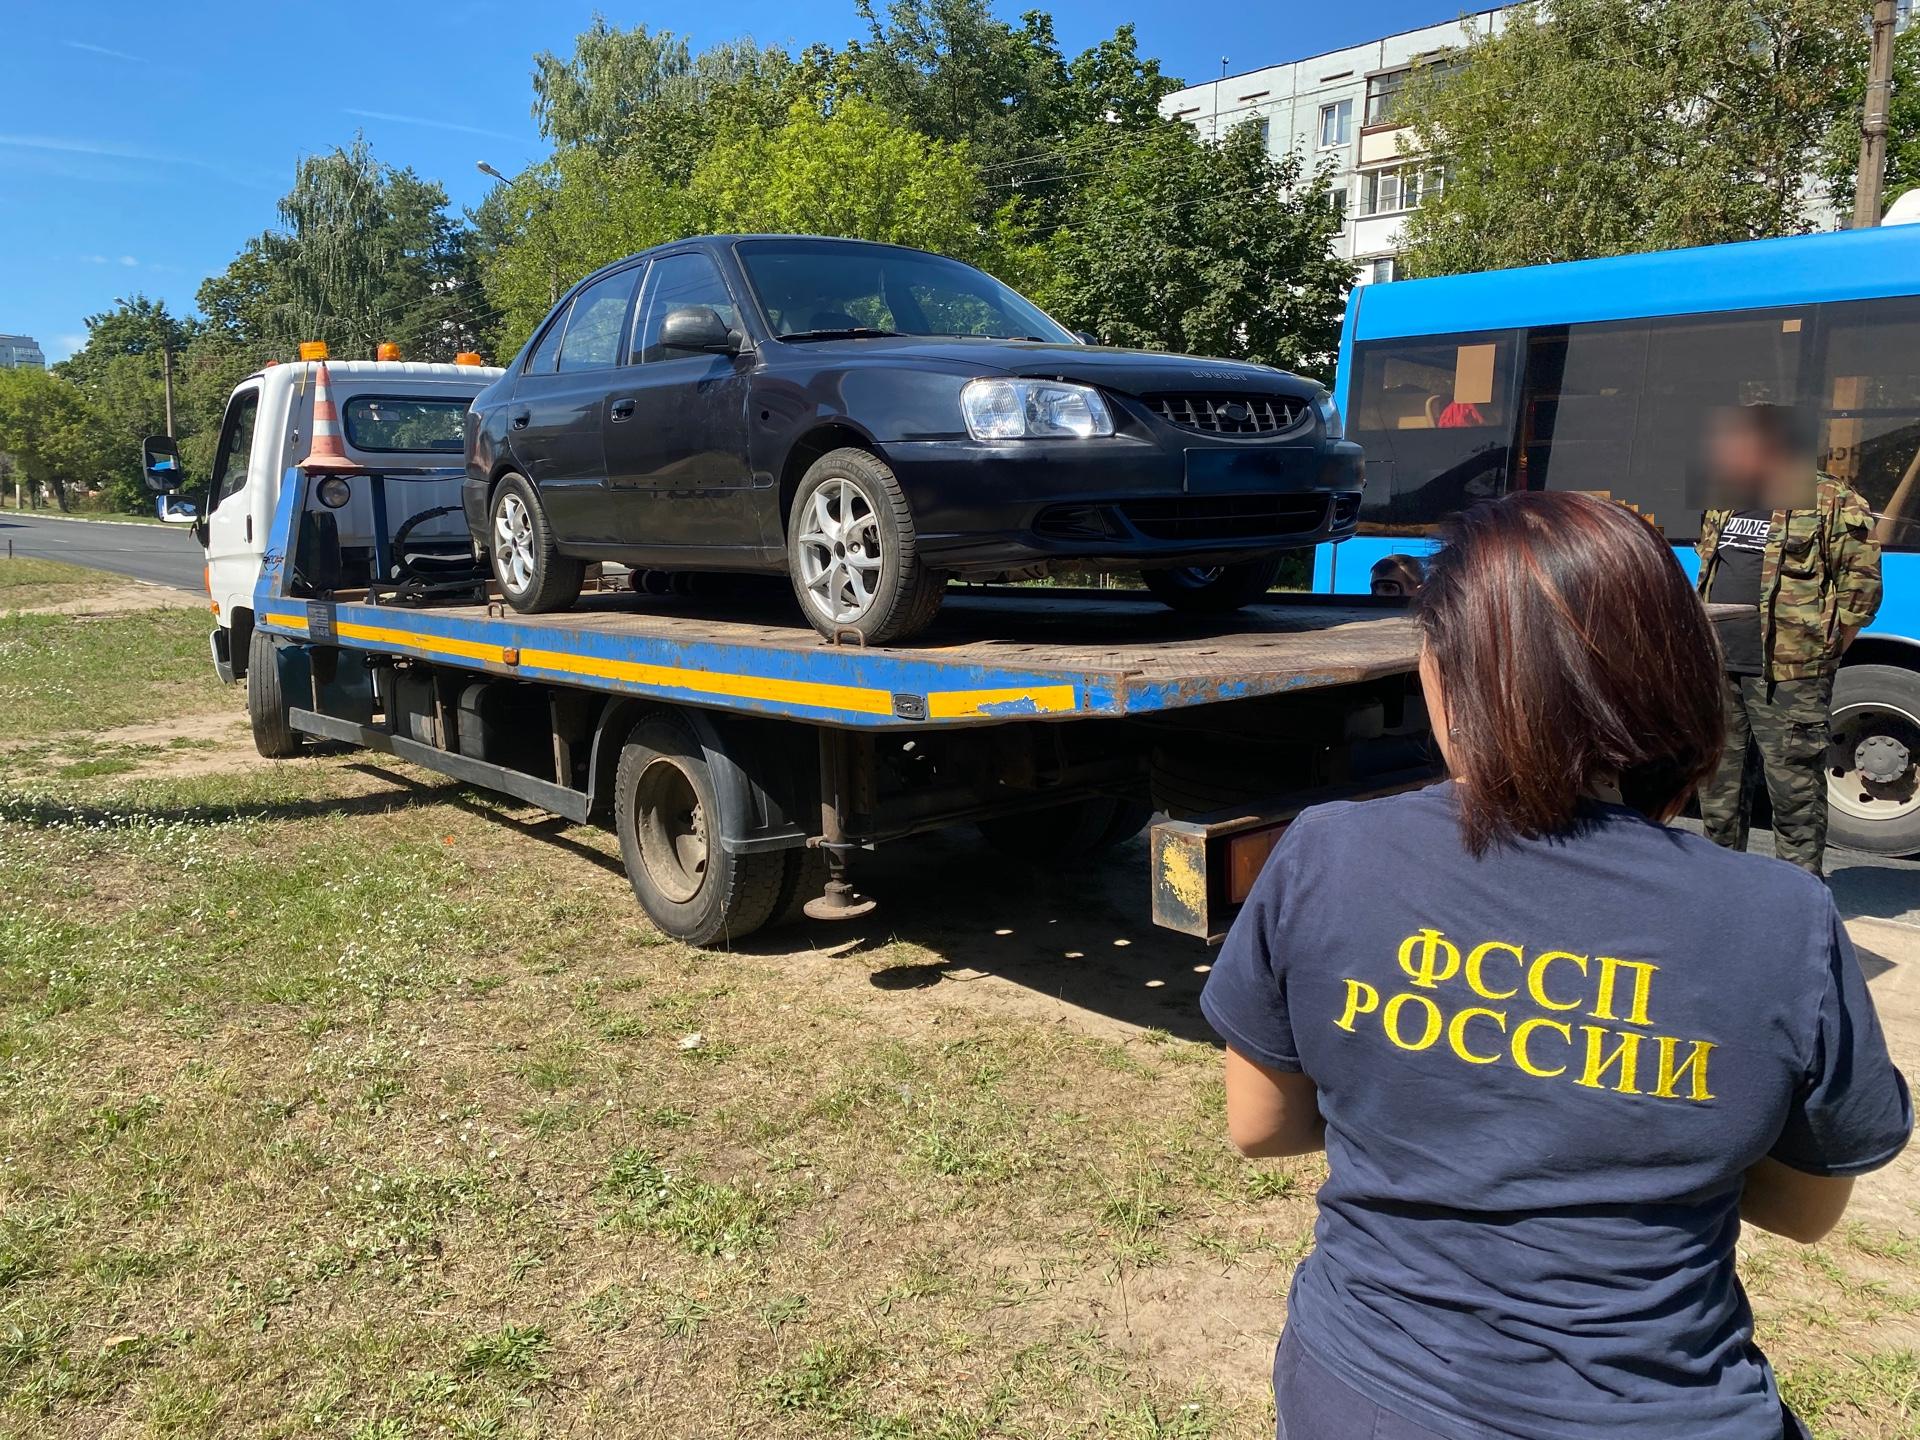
[298,361,362,474]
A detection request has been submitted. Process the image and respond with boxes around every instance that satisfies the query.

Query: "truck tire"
[613,714,784,946]
[977,796,1152,865]
[1143,557,1283,615]
[769,845,829,929]
[489,472,583,614]
[787,448,945,644]
[1827,663,1920,858]
[247,629,304,759]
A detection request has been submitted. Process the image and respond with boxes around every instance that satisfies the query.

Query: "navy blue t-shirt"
[1201,783,1911,1440]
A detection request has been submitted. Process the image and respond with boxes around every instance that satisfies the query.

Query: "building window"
[1318,98,1352,149]
[1366,70,1408,127]
[1254,116,1271,150]
[1370,256,1398,285]
[1361,164,1444,217]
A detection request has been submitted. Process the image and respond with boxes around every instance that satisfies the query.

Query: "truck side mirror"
[658,305,739,355]
[142,434,185,494]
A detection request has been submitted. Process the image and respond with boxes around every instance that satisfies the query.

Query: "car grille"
[1118,496,1328,542]
[1146,393,1311,437]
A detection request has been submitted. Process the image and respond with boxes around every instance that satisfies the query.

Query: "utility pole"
[161,337,175,437]
[1854,0,1899,228]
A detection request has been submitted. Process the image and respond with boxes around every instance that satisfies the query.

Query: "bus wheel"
[1143,557,1282,615]
[247,630,305,759]
[614,713,783,946]
[1827,664,1920,858]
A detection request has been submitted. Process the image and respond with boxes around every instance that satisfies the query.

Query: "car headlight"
[1315,391,1344,439]
[961,378,1114,440]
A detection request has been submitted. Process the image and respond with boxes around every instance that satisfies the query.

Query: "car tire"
[613,713,784,946]
[977,796,1153,865]
[1827,663,1920,858]
[787,448,944,644]
[489,472,582,614]
[1142,557,1283,615]
[247,628,304,759]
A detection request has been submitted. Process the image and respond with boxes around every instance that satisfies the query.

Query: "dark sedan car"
[463,235,1364,642]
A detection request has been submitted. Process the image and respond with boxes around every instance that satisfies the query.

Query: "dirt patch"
[2,580,202,617]
[109,709,255,778]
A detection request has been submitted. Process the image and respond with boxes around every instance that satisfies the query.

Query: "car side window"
[557,271,639,374]
[210,388,261,506]
[634,253,739,363]
[524,313,566,375]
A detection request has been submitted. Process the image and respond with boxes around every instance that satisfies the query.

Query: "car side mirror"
[1073,330,1099,346]
[659,305,739,355]
[142,434,185,493]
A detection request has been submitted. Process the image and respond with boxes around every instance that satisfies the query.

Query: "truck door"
[602,250,756,553]
[507,268,641,547]
[203,384,264,618]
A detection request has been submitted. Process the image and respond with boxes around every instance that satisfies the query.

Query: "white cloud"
[0,133,270,190]
[118,255,138,267]
[343,107,524,144]
[64,41,147,63]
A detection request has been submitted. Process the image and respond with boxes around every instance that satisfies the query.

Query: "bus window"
[1351,333,1516,534]
[1819,296,1920,551]
[1517,323,1651,508]
[1624,313,1801,539]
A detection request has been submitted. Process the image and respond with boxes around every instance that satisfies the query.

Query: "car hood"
[782,336,1319,399]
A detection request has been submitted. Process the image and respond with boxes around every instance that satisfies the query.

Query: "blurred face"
[1372,575,1410,598]
[1705,413,1772,501]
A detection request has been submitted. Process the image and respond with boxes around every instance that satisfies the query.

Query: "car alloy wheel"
[796,475,885,626]
[493,490,537,595]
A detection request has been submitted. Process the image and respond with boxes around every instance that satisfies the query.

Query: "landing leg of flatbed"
[804,726,878,923]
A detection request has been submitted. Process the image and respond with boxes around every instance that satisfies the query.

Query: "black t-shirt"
[1711,509,1774,675]
[1201,784,1911,1440]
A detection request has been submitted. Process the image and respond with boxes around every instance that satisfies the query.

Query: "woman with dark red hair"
[1202,492,1909,1440]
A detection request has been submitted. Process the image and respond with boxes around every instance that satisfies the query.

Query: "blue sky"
[5,0,1465,362]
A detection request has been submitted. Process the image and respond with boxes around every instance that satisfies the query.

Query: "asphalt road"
[0,512,205,591]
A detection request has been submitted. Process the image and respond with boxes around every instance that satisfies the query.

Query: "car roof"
[572,234,956,291]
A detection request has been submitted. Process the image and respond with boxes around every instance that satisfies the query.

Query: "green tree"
[692,99,993,259]
[1821,23,1920,215]
[0,368,111,511]
[56,294,193,390]
[531,20,812,181]
[1038,121,1351,377]
[1399,0,1873,277]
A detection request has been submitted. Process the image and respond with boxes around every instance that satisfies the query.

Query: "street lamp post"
[478,160,560,305]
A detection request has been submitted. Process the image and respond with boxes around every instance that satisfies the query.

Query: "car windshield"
[734,240,1076,344]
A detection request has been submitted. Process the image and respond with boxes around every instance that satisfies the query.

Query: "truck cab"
[149,356,502,682]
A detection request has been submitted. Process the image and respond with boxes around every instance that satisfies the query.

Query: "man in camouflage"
[1696,405,1882,875]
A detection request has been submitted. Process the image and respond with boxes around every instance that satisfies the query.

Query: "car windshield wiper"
[778,326,902,341]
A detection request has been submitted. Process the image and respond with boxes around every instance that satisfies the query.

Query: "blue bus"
[1322,223,1920,856]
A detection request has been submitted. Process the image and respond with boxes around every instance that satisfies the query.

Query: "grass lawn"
[0,557,1915,1439]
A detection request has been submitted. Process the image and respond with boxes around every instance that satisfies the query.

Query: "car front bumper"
[880,434,1365,573]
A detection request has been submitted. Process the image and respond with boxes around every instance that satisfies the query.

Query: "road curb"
[0,511,175,531]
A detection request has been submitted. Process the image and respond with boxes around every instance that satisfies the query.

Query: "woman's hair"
[1415,492,1725,854]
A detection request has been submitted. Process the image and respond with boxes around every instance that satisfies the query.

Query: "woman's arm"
[1740,1157,1855,1244]
[1223,1047,1326,1158]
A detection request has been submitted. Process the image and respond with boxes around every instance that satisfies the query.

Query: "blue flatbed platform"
[253,584,1419,730]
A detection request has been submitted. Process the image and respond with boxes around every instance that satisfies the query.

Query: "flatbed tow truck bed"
[245,469,1437,946]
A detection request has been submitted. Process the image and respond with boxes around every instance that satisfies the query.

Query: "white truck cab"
[150,357,501,683]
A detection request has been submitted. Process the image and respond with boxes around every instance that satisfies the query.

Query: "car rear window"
[342,395,470,454]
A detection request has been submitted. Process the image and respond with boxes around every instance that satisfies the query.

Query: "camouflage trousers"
[1699,672,1835,875]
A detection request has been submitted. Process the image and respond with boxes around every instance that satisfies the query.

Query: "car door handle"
[610,399,636,422]
[511,409,530,430]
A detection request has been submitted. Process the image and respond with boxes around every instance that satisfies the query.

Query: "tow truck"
[145,350,1437,948]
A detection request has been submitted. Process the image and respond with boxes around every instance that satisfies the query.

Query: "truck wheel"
[977,797,1152,865]
[247,629,304,759]
[1143,558,1282,615]
[614,714,783,946]
[1827,663,1920,858]
[490,473,582,614]
[769,845,828,928]
[788,448,944,644]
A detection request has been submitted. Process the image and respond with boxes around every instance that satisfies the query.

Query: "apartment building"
[0,334,47,370]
